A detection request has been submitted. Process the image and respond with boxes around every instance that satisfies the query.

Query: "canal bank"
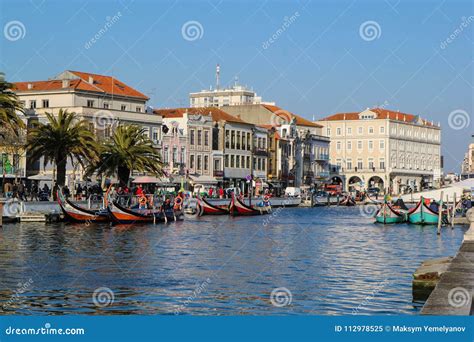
[421,208,474,315]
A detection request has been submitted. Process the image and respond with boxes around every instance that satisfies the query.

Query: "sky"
[1,0,473,172]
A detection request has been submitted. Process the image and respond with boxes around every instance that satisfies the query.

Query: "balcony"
[315,154,330,161]
[315,171,330,178]
[213,170,224,177]
[253,148,268,157]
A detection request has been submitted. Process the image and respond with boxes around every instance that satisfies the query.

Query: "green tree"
[88,125,164,186]
[27,109,99,186]
[0,75,25,135]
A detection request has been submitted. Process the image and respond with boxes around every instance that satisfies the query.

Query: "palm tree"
[0,76,25,135]
[88,125,164,186]
[27,109,99,186]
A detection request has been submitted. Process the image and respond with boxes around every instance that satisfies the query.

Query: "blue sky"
[1,0,472,172]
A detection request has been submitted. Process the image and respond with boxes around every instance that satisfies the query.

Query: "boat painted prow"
[108,201,183,225]
[197,196,229,216]
[57,190,109,223]
[375,202,406,224]
[408,197,441,225]
[229,194,271,216]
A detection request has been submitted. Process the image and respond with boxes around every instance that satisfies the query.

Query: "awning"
[27,174,52,181]
[132,176,162,184]
[189,175,218,185]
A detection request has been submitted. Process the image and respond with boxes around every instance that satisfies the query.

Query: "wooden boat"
[228,194,271,216]
[197,196,229,216]
[108,200,183,224]
[408,197,442,225]
[375,201,406,224]
[338,195,356,206]
[57,190,109,223]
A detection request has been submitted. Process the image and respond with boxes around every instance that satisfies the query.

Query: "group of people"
[2,181,52,201]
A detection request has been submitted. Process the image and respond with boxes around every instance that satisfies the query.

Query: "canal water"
[0,207,467,315]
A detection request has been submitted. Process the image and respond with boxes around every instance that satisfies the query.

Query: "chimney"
[62,80,69,88]
[27,83,33,90]
[88,76,94,84]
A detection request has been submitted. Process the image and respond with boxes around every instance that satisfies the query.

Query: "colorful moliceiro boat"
[197,196,229,216]
[375,202,406,224]
[408,197,441,225]
[229,194,271,216]
[108,201,183,224]
[57,191,109,223]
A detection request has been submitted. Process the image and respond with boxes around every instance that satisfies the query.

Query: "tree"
[0,75,25,135]
[27,109,99,186]
[87,125,164,186]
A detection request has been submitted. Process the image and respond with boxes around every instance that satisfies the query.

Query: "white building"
[13,70,162,184]
[318,108,442,194]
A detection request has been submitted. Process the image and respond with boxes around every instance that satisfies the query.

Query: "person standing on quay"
[219,187,224,199]
[30,182,39,201]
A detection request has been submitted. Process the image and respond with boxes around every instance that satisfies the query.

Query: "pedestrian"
[30,182,39,201]
[219,187,224,199]
[208,187,213,198]
[18,181,26,201]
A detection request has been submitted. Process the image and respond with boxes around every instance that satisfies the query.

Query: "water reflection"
[0,207,467,315]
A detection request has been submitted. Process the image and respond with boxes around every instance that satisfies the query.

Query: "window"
[190,129,195,145]
[197,130,202,145]
[379,140,385,149]
[358,127,363,135]
[225,130,230,148]
[242,134,246,150]
[247,133,251,150]
[204,156,209,171]
[236,132,241,149]
[357,141,362,150]
[241,155,245,168]
[197,155,202,170]
[30,100,36,109]
[347,141,352,150]
[346,159,352,170]
[136,106,141,112]
[224,155,229,167]
[42,99,49,108]
[347,127,352,135]
[87,100,94,107]
[230,155,235,168]
[204,131,209,146]
[368,140,373,150]
[191,155,196,169]
[152,128,159,142]
[368,158,374,170]
[103,103,109,109]
[246,156,250,168]
[380,126,385,134]
[121,104,127,111]
[180,147,185,163]
[231,131,235,149]
[172,147,177,163]
[380,158,385,170]
[357,159,363,170]
[368,127,374,134]
[326,128,331,136]
[236,154,240,168]
[336,127,342,136]
[163,147,169,164]
[336,141,341,151]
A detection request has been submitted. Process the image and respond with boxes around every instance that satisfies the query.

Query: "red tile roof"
[154,107,251,124]
[320,108,435,126]
[262,104,322,128]
[13,70,149,100]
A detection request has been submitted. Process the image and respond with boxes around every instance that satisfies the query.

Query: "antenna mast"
[216,64,220,90]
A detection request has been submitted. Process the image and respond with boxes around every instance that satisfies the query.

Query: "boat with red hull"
[197,196,229,216]
[108,200,183,224]
[57,191,109,223]
[228,194,271,216]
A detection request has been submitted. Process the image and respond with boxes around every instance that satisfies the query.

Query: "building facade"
[318,108,442,194]
[461,135,474,179]
[12,70,163,185]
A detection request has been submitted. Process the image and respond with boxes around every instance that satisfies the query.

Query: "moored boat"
[338,195,356,206]
[375,201,406,224]
[57,190,109,223]
[408,197,442,225]
[197,196,229,216]
[108,200,183,224]
[228,194,271,216]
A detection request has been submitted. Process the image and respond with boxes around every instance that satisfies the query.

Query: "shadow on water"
[0,207,467,315]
